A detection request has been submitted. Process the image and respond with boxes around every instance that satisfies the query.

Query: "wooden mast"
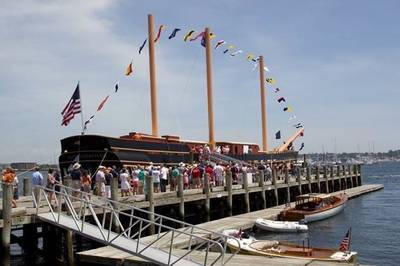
[148,14,158,136]
[205,27,215,150]
[259,56,268,152]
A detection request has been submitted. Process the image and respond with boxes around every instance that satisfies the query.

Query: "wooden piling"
[337,165,342,191]
[272,168,279,206]
[284,168,290,204]
[66,230,75,266]
[297,168,302,195]
[226,171,233,216]
[306,167,312,193]
[242,170,250,213]
[353,165,359,187]
[177,174,185,223]
[342,165,347,189]
[358,164,362,185]
[315,166,321,192]
[258,170,266,209]
[323,166,329,193]
[1,183,12,253]
[145,175,155,235]
[23,177,30,196]
[110,175,119,232]
[348,165,354,188]
[203,173,211,222]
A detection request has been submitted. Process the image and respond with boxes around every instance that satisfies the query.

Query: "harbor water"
[4,162,399,265]
[256,161,400,265]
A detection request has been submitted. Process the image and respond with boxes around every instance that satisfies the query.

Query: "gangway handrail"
[33,183,241,266]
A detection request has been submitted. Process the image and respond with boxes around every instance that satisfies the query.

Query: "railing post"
[337,165,342,191]
[23,177,30,196]
[258,170,266,209]
[323,166,329,193]
[110,175,120,233]
[272,168,279,206]
[297,167,302,195]
[145,174,155,235]
[285,168,290,204]
[226,170,233,216]
[177,174,185,223]
[242,170,250,213]
[1,183,13,254]
[306,166,312,193]
[203,172,211,222]
[315,166,321,193]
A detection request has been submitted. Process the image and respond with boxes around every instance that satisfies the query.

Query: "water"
[256,161,400,265]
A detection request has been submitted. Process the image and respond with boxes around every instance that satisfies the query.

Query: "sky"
[1,0,399,163]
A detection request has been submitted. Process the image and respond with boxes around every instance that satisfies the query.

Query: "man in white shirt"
[160,164,169,192]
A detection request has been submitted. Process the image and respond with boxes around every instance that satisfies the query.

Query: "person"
[231,163,240,185]
[81,169,92,194]
[191,164,202,189]
[31,166,44,207]
[138,166,146,194]
[46,169,56,202]
[160,164,169,192]
[205,164,214,187]
[105,167,113,198]
[53,169,62,193]
[203,144,211,162]
[95,166,106,197]
[70,163,82,198]
[214,163,225,187]
[2,167,18,208]
[12,171,19,208]
[130,166,140,195]
[119,168,131,197]
[151,166,161,193]
[266,164,272,181]
[170,166,179,191]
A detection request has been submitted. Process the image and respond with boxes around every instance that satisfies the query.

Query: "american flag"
[339,228,351,252]
[61,83,81,126]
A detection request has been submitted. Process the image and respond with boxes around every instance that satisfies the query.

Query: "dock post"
[330,166,334,192]
[110,175,120,233]
[306,167,312,193]
[348,165,354,188]
[1,183,12,255]
[323,166,329,193]
[315,166,321,193]
[258,170,266,209]
[272,168,279,206]
[342,165,347,189]
[353,165,359,187]
[242,170,250,213]
[226,170,233,216]
[358,164,362,185]
[66,230,75,266]
[177,174,185,223]
[203,172,211,222]
[284,168,290,204]
[297,168,302,195]
[145,174,155,235]
[23,177,30,196]
[337,165,341,191]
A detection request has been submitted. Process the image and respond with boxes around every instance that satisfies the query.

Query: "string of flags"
[62,21,305,151]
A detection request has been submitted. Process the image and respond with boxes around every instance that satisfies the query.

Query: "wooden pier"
[0,164,382,265]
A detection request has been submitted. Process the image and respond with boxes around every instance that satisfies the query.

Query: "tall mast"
[205,27,215,150]
[148,14,158,136]
[259,56,268,152]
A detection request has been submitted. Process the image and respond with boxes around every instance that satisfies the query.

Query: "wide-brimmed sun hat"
[73,163,81,170]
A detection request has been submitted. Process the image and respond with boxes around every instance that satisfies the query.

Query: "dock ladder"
[32,184,240,266]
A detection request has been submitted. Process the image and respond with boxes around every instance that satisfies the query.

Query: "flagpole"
[78,81,85,135]
[205,27,215,150]
[259,56,268,152]
[148,14,159,137]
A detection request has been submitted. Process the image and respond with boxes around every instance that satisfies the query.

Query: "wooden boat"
[278,193,348,223]
[255,218,308,233]
[225,229,357,263]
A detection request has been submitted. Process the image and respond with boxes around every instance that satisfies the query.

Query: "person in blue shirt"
[32,166,44,207]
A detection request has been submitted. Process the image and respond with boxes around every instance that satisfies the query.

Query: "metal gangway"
[32,184,241,265]
[209,152,249,167]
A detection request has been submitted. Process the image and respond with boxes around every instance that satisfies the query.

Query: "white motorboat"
[255,218,308,233]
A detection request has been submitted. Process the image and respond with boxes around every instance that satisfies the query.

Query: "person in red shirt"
[191,164,202,189]
[205,164,214,187]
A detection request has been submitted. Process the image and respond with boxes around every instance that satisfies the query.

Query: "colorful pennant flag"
[154,25,165,43]
[97,95,110,112]
[252,63,258,71]
[214,40,226,49]
[230,50,243,57]
[190,31,204,41]
[275,130,281,140]
[274,88,280,93]
[266,78,276,84]
[209,32,216,39]
[184,30,195,41]
[246,53,254,61]
[294,123,303,128]
[83,115,95,131]
[201,34,206,47]
[264,66,270,72]
[277,97,286,103]
[288,115,297,121]
[299,142,305,151]
[139,39,147,54]
[223,45,235,54]
[125,62,133,76]
[114,81,119,93]
[283,106,292,112]
[168,28,181,39]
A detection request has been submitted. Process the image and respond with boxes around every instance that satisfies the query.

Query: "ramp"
[32,184,240,266]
